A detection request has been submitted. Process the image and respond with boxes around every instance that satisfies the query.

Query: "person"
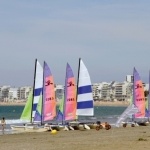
[1,117,6,131]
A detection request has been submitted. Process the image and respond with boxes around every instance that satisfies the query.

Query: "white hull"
[78,124,90,131]
[11,124,48,132]
[87,123,97,129]
[11,125,26,131]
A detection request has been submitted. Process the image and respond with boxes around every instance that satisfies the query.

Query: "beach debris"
[138,138,147,141]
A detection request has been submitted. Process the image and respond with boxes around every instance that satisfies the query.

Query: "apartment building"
[55,84,64,101]
[0,86,10,101]
[17,86,32,100]
[9,88,18,100]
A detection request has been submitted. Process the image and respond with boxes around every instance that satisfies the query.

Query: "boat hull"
[11,124,48,132]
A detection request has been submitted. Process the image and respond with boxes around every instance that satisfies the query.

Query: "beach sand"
[1,126,150,150]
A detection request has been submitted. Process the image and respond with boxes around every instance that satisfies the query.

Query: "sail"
[115,104,139,127]
[20,90,33,121]
[76,59,94,116]
[57,94,64,121]
[145,71,150,117]
[32,60,43,120]
[34,93,42,122]
[42,61,56,121]
[133,67,145,118]
[64,63,76,121]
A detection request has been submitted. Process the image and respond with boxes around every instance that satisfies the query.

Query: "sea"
[0,105,128,124]
[0,105,129,135]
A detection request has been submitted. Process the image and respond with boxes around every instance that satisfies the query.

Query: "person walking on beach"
[1,117,6,131]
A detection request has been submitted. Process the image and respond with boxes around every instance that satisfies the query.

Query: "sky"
[0,0,150,87]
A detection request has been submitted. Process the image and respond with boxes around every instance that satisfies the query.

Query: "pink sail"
[64,63,76,121]
[43,61,56,121]
[133,67,145,118]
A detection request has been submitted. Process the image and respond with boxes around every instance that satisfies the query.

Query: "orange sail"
[42,61,56,121]
[64,63,76,121]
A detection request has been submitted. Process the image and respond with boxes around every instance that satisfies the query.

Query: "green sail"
[20,90,33,121]
[59,94,64,113]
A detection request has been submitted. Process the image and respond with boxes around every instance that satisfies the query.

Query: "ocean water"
[0,105,128,135]
[0,105,127,124]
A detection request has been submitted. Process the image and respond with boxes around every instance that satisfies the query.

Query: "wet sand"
[0,126,150,150]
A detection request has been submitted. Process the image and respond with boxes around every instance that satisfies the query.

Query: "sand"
[0,126,150,150]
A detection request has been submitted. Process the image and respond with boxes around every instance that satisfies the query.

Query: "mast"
[41,61,45,125]
[75,58,81,120]
[31,58,37,123]
[132,68,135,122]
[62,63,68,125]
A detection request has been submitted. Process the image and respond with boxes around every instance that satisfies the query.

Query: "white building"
[0,85,11,101]
[126,75,134,83]
[9,88,18,100]
[17,86,32,100]
[55,84,64,101]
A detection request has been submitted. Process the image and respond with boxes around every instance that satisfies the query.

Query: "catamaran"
[132,67,148,126]
[115,67,146,127]
[34,61,57,130]
[11,59,45,131]
[11,60,56,132]
[69,58,94,130]
[56,63,76,131]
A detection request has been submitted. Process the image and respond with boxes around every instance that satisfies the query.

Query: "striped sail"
[32,60,43,121]
[64,63,76,121]
[42,61,56,121]
[76,59,94,116]
[133,67,145,118]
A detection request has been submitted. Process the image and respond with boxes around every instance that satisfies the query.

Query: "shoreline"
[0,101,129,107]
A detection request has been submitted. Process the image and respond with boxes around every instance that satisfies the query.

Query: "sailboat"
[115,67,146,127]
[115,68,145,127]
[34,61,56,123]
[74,58,94,130]
[133,68,146,120]
[76,58,94,116]
[11,59,51,132]
[57,63,76,130]
[40,61,58,131]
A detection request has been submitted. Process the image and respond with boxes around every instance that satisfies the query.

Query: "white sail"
[32,60,43,119]
[115,104,139,127]
[76,59,94,116]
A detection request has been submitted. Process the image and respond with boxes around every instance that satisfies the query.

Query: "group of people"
[1,117,6,131]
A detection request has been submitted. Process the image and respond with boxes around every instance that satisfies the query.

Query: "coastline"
[0,101,129,107]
